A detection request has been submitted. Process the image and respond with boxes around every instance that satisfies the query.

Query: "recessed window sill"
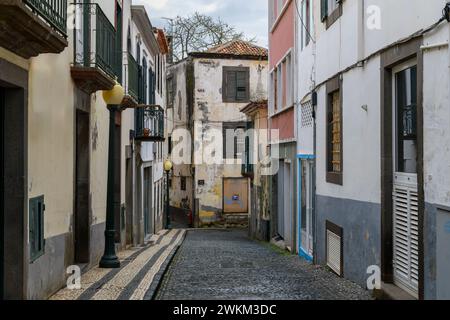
[324,5,343,30]
[326,172,343,186]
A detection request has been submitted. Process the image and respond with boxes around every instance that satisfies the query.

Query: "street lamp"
[99,82,124,269]
[164,159,173,230]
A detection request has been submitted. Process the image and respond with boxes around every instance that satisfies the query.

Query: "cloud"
[134,0,268,47]
[144,0,169,10]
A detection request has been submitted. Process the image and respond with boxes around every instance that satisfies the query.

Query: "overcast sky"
[134,0,268,48]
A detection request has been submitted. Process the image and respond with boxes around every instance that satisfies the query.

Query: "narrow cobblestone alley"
[156,229,372,300]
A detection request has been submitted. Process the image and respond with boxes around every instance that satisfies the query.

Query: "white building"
[295,0,450,299]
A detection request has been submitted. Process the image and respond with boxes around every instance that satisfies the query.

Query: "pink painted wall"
[269,0,294,69]
[269,0,295,139]
[271,108,295,140]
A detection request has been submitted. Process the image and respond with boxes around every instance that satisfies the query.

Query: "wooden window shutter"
[321,0,328,21]
[226,71,237,101]
[236,71,248,101]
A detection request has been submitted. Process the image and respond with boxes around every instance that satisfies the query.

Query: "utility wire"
[294,0,315,44]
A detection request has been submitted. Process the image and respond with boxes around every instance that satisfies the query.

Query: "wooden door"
[223,178,248,214]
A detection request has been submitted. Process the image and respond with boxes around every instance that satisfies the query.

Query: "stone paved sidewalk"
[51,229,186,300]
[156,229,373,300]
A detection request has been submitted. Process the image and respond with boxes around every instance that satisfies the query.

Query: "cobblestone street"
[156,229,372,300]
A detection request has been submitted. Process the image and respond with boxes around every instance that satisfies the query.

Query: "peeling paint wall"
[193,58,268,225]
[168,56,268,226]
[167,59,194,212]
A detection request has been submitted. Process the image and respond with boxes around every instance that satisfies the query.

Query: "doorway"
[392,62,419,298]
[299,158,315,261]
[144,167,153,237]
[0,82,26,299]
[283,162,293,250]
[277,160,284,238]
[223,178,249,214]
[75,110,90,264]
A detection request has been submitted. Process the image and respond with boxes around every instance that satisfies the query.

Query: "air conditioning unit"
[326,221,343,276]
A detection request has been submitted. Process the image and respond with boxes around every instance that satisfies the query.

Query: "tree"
[166,12,255,62]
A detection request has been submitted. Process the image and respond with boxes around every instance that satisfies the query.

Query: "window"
[271,52,293,113]
[270,0,289,28]
[326,77,343,185]
[222,67,250,103]
[321,0,342,28]
[181,176,186,191]
[395,66,417,174]
[168,136,172,155]
[242,122,254,175]
[223,122,247,160]
[301,0,314,49]
[149,66,155,105]
[276,66,282,109]
[156,54,160,94]
[29,196,45,262]
[142,58,147,104]
[167,76,174,107]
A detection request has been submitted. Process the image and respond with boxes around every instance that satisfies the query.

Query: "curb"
[144,231,187,300]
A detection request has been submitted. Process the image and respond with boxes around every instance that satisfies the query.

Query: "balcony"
[134,105,165,142]
[71,3,118,93]
[121,53,139,108]
[0,0,68,58]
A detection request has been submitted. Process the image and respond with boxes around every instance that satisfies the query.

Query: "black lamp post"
[99,83,124,269]
[164,160,173,230]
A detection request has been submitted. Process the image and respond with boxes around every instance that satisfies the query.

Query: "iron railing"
[24,0,68,36]
[135,105,165,141]
[73,3,117,79]
[127,53,139,102]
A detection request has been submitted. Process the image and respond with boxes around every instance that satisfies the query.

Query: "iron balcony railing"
[126,53,139,102]
[135,105,165,141]
[24,0,68,36]
[73,3,117,79]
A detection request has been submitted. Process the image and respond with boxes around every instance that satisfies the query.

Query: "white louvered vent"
[327,230,342,276]
[393,184,419,297]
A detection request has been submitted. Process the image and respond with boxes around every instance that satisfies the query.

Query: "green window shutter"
[236,71,248,101]
[29,196,45,262]
[321,0,328,21]
[29,198,37,260]
[226,71,237,101]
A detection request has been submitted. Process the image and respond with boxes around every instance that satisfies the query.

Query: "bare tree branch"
[165,12,255,63]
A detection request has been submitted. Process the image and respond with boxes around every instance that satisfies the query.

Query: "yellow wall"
[89,93,110,225]
[28,48,75,238]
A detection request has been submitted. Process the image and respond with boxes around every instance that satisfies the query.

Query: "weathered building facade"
[0,0,167,299]
[268,0,298,252]
[293,0,450,299]
[167,40,268,227]
[241,101,271,241]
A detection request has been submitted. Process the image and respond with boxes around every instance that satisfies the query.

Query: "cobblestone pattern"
[156,229,373,300]
[51,229,186,300]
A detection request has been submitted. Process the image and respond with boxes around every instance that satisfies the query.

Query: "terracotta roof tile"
[205,40,268,57]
